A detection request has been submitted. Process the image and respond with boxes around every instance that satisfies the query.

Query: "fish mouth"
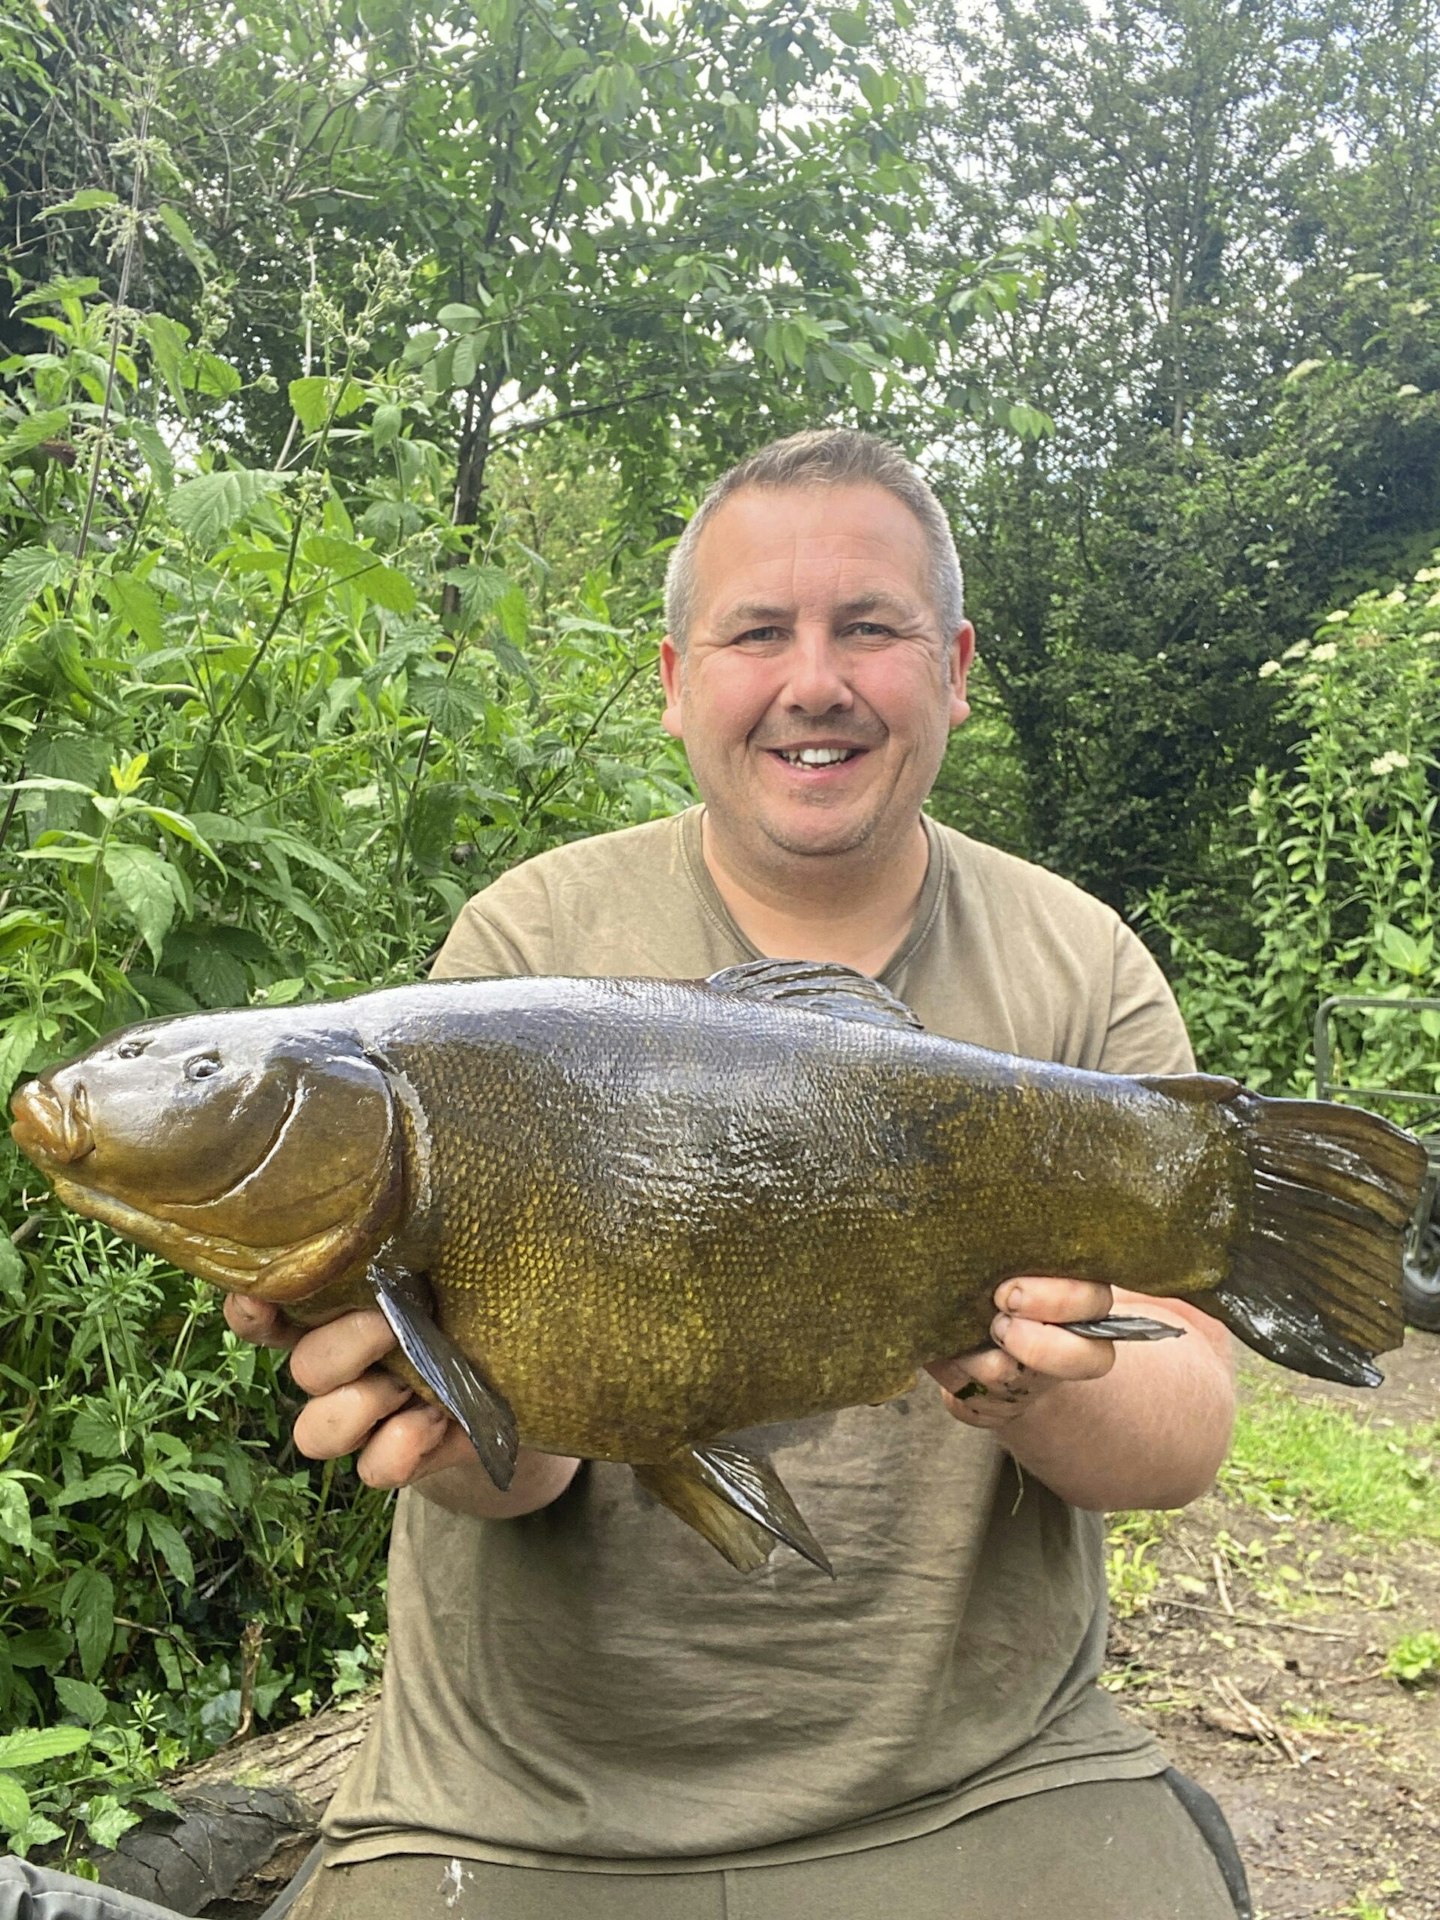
[10,1080,94,1167]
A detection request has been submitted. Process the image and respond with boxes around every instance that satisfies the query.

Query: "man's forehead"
[691,483,934,618]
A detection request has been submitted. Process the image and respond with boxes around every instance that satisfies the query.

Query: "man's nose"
[779,630,853,711]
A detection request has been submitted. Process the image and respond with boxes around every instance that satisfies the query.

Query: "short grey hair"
[664,429,965,649]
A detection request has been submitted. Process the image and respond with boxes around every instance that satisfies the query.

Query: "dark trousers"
[1,1771,1251,1920]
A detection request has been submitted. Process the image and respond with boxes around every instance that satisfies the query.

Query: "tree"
[891,0,1440,910]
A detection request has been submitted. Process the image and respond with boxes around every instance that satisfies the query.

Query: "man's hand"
[925,1277,1117,1430]
[925,1278,1236,1511]
[222,1296,579,1518]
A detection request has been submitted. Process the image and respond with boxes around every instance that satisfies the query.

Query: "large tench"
[9,961,1427,1572]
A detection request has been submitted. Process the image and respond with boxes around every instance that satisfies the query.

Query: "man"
[226,431,1246,1918]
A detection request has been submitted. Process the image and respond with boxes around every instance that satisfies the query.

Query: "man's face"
[660,483,973,873]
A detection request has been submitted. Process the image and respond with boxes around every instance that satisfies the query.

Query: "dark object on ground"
[1401,1188,1440,1331]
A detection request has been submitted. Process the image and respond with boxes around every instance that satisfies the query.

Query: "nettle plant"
[1150,558,1440,1094]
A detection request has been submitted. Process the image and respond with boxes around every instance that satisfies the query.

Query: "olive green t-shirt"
[322,808,1196,1872]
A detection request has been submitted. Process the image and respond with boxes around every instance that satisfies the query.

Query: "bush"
[1150,559,1440,1098]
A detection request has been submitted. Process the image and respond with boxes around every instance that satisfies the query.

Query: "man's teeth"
[779,748,857,766]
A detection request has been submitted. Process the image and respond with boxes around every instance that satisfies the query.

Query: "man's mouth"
[770,746,863,768]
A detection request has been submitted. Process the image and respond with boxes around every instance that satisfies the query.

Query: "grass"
[1218,1375,1440,1544]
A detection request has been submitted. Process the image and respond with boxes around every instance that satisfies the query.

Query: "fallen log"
[87,1695,377,1917]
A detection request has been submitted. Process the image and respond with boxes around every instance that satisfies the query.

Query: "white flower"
[1310,641,1339,662]
[1258,660,1282,678]
[1282,640,1312,659]
[1369,751,1411,775]
[1323,609,1349,623]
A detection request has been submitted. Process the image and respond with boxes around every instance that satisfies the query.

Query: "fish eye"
[184,1054,222,1082]
[115,1038,147,1060]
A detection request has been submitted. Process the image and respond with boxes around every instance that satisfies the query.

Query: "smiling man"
[220,431,1250,1920]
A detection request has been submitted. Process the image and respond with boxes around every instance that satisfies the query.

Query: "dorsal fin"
[703,960,921,1031]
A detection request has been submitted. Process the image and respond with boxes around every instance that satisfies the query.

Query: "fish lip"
[10,1080,95,1166]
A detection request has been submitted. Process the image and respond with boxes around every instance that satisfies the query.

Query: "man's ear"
[659,634,684,739]
[948,621,976,729]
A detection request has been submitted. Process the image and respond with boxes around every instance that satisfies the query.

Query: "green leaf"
[0,547,72,644]
[155,201,214,276]
[7,1630,71,1669]
[168,469,287,546]
[143,1511,196,1589]
[102,845,185,964]
[0,408,71,462]
[143,313,192,411]
[450,333,482,391]
[84,1794,143,1851]
[105,572,165,648]
[193,351,243,398]
[446,565,512,623]
[39,188,119,217]
[0,1725,90,1769]
[371,403,403,449]
[303,534,416,611]
[830,6,869,46]
[69,1405,125,1459]
[53,1678,108,1728]
[0,1478,33,1552]
[0,1235,23,1302]
[0,1012,40,1099]
[848,365,876,411]
[289,375,366,432]
[408,674,490,735]
[185,943,249,1007]
[0,1773,30,1835]
[62,1569,115,1682]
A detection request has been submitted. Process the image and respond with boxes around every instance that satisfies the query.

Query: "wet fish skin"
[9,962,1427,1570]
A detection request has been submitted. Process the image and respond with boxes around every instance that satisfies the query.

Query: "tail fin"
[1213,1091,1425,1385]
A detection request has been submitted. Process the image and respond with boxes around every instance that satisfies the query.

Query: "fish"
[9,960,1428,1574]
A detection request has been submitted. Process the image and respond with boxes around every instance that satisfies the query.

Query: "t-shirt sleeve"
[1097,920,1196,1078]
[429,876,551,981]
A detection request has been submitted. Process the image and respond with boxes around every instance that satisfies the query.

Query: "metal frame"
[1314,993,1440,1222]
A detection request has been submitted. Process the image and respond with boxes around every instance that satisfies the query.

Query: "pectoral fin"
[1063,1315,1186,1342]
[634,1444,833,1577]
[369,1264,518,1491]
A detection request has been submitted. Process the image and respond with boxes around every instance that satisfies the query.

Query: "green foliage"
[1219,1376,1440,1543]
[1384,1630,1440,1687]
[890,0,1440,909]
[1151,560,1440,1091]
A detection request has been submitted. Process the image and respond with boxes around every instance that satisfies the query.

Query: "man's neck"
[700,814,931,978]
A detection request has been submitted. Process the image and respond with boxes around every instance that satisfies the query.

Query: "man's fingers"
[356,1408,474,1490]
[224,1292,299,1351]
[287,1309,398,1397]
[991,1311,1116,1381]
[925,1345,1023,1397]
[292,1370,418,1462]
[995,1277,1114,1325]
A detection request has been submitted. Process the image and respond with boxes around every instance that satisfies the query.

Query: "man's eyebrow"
[835,592,925,622]
[712,600,790,629]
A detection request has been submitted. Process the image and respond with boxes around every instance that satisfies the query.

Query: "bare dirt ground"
[1107,1331,1440,1920]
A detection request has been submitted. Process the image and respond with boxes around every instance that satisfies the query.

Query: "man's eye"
[847,622,893,638]
[734,627,780,645]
